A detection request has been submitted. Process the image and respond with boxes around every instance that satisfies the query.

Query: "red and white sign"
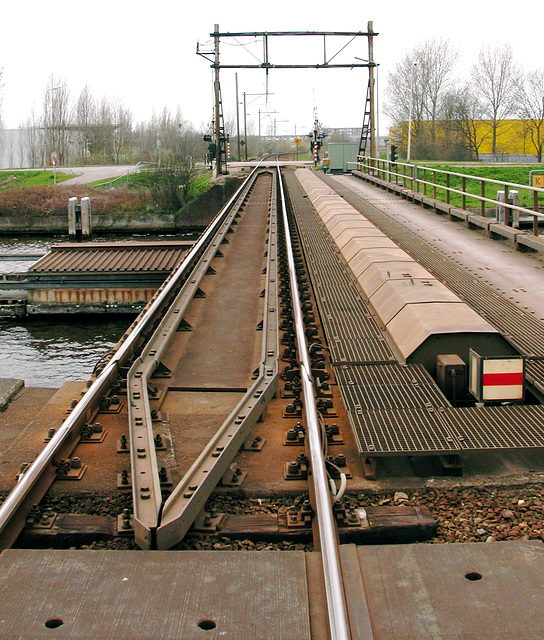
[482,358,524,401]
[469,349,525,403]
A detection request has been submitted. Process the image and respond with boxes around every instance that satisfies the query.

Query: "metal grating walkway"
[348,408,460,456]
[335,363,451,412]
[325,174,544,359]
[287,170,544,458]
[441,405,544,451]
[285,172,395,365]
[345,404,544,456]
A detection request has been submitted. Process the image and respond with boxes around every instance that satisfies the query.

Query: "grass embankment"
[411,163,544,210]
[0,169,213,217]
[0,170,72,188]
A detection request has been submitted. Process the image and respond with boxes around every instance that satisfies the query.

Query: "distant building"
[389,119,542,162]
[0,129,28,169]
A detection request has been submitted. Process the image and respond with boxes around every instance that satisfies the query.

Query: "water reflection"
[0,233,194,387]
[0,316,130,388]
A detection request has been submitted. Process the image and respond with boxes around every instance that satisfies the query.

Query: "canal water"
[0,234,187,388]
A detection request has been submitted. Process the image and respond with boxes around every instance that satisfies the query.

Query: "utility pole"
[368,21,377,161]
[243,92,248,161]
[235,73,241,161]
[407,63,417,162]
[213,24,222,178]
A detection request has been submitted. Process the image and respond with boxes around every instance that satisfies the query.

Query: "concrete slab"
[467,213,491,231]
[489,222,519,242]
[0,378,24,411]
[517,232,544,254]
[0,385,56,445]
[0,381,85,492]
[0,549,311,640]
[356,540,544,640]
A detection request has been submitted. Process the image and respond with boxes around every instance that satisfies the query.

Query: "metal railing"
[92,162,146,189]
[357,156,544,237]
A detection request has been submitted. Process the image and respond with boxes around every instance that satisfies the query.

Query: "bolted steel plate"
[356,540,544,639]
[0,549,311,639]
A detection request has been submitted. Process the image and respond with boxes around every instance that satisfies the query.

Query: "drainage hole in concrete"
[465,571,482,581]
[45,618,64,629]
[197,619,217,631]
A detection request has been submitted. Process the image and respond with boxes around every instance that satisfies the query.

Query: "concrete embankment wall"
[0,179,243,235]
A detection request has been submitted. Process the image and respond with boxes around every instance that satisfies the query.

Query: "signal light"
[391,145,398,164]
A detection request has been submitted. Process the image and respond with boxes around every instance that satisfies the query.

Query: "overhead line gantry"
[197,25,378,177]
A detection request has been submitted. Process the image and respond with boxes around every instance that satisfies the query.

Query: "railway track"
[0,161,269,549]
[3,160,544,639]
[0,160,358,639]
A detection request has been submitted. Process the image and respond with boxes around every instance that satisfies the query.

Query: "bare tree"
[385,38,457,158]
[446,85,493,160]
[111,100,132,164]
[417,38,458,148]
[471,43,520,156]
[515,68,544,162]
[75,83,97,163]
[43,75,72,165]
[22,109,43,167]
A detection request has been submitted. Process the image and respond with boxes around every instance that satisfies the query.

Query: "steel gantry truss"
[197,24,379,177]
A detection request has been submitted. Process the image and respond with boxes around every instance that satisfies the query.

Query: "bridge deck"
[288,170,544,458]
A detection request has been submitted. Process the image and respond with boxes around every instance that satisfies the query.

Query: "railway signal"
[391,144,398,164]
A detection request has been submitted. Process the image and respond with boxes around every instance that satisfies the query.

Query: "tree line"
[3,76,205,168]
[0,73,288,169]
[384,40,544,161]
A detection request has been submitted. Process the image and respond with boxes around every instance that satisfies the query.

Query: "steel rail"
[0,161,265,545]
[277,162,351,640]
[128,168,266,548]
[156,170,279,547]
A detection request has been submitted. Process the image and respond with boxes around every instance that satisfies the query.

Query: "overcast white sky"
[1,0,541,138]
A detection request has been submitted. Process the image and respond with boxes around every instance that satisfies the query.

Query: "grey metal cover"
[369,278,462,326]
[357,261,434,297]
[346,246,413,276]
[339,233,398,255]
[30,241,193,274]
[387,302,499,362]
[0,549,311,640]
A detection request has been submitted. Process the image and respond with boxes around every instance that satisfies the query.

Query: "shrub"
[0,185,153,217]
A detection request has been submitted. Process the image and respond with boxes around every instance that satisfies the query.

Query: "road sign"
[294,137,301,145]
[51,151,58,166]
[469,349,525,402]
[532,174,544,188]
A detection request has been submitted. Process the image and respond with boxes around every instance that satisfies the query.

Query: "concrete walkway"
[331,174,544,323]
[60,165,139,186]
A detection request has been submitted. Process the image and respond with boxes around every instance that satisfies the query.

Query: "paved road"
[60,165,140,186]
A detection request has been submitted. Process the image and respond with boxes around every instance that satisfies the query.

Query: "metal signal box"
[436,354,466,404]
